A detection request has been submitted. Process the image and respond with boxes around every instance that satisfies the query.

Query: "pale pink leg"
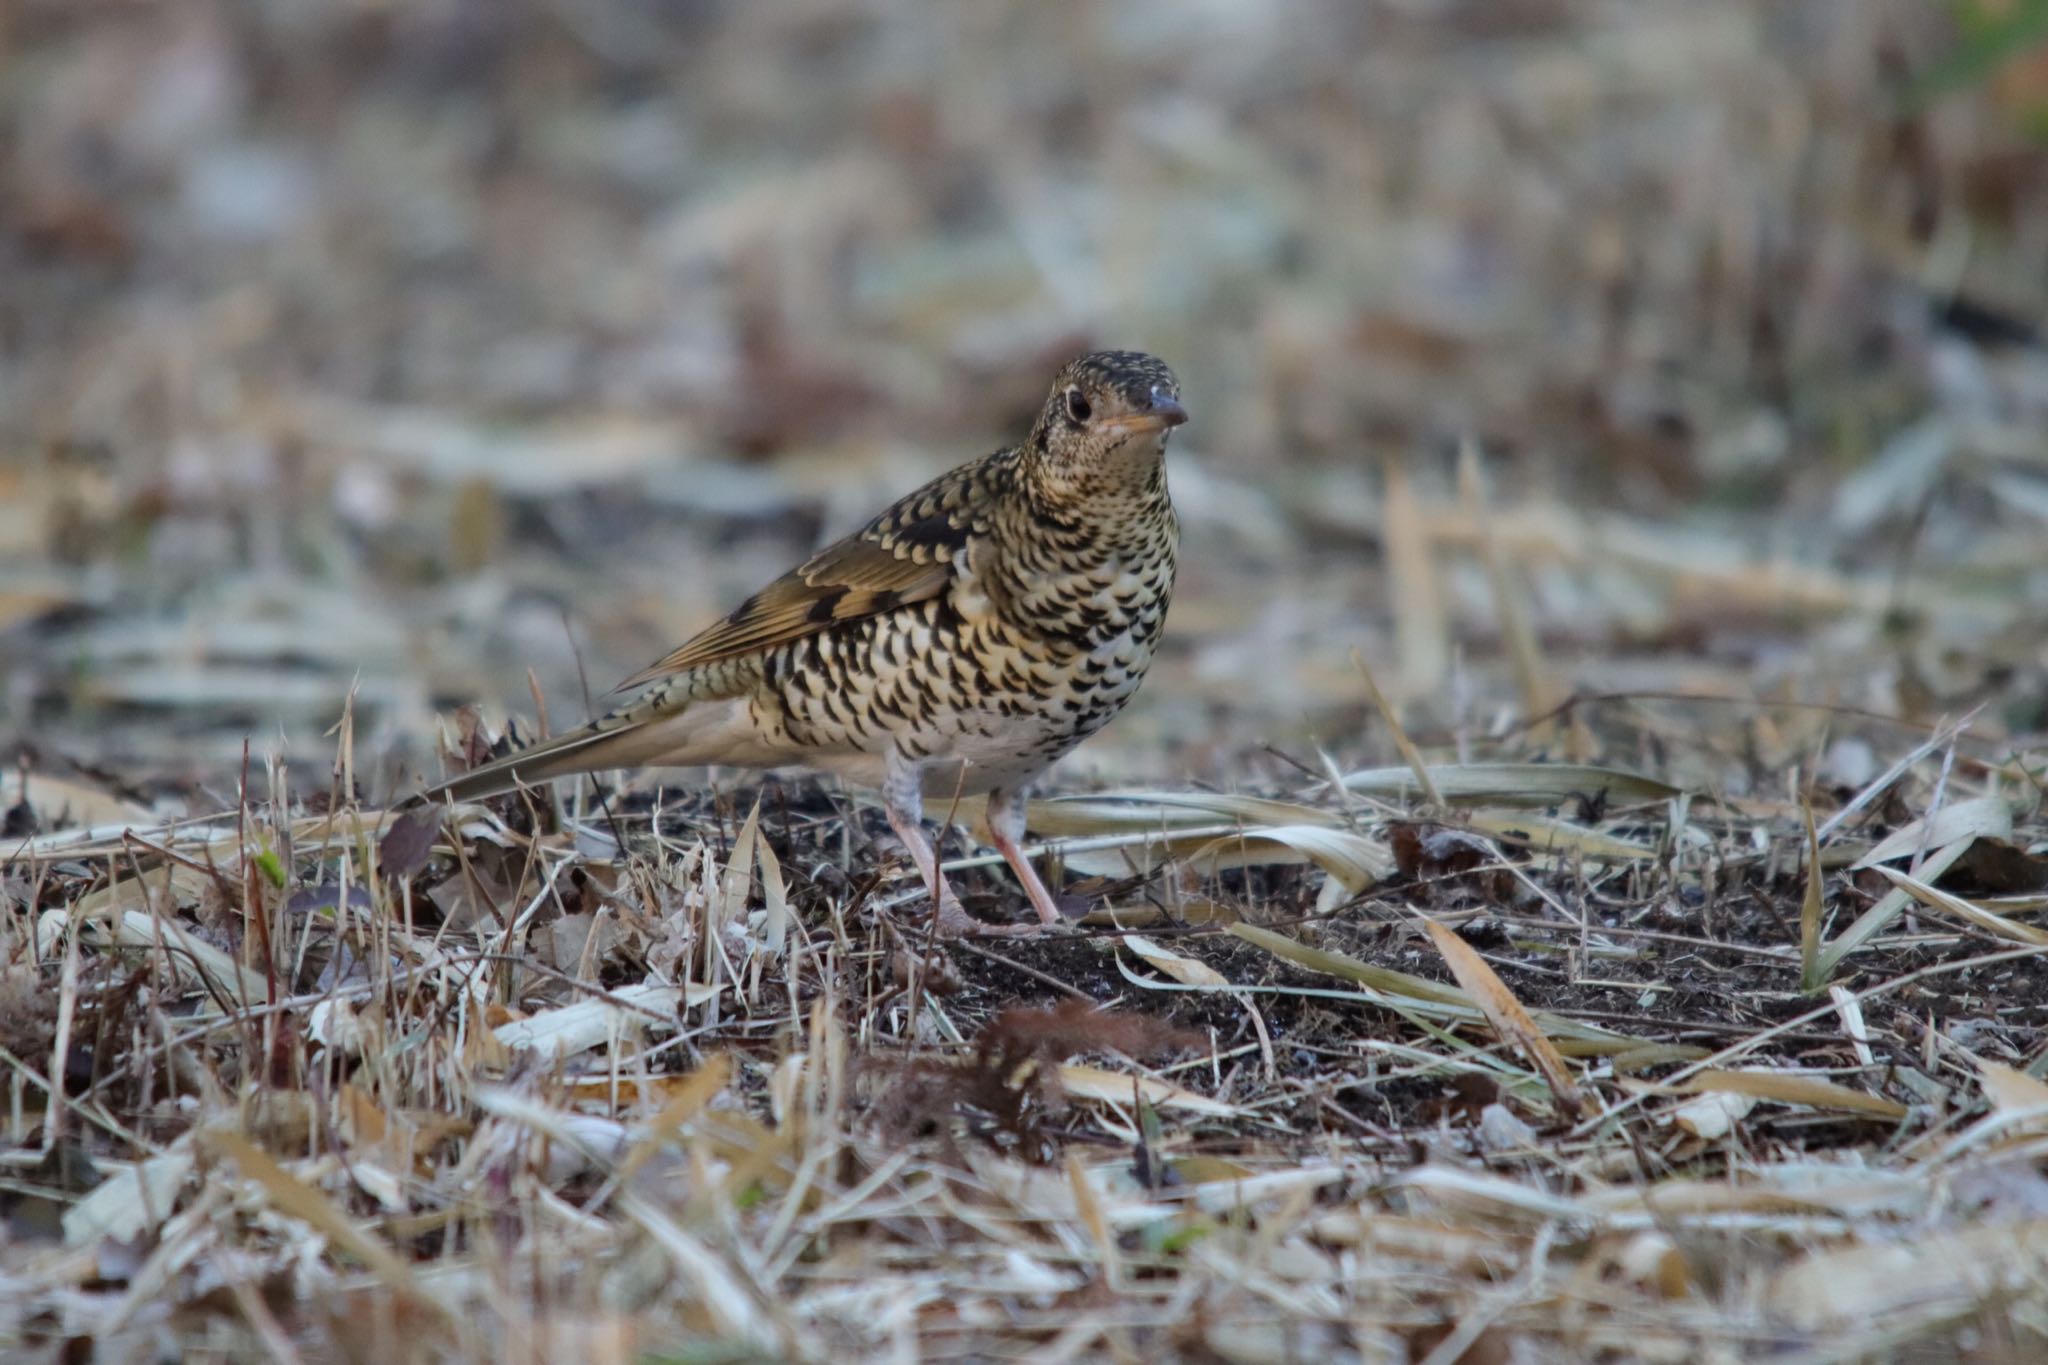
[884,754,1030,937]
[987,786,1067,927]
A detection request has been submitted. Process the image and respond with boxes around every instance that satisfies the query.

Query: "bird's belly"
[759,613,1158,793]
[796,703,1079,792]
[919,711,1073,789]
[908,641,1154,788]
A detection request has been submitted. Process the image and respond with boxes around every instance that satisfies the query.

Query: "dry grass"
[7,2,2048,1360]
[6,706,2048,1360]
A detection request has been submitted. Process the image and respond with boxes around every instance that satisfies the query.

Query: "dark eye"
[1064,387,1092,424]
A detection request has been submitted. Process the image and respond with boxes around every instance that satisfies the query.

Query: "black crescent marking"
[806,586,851,623]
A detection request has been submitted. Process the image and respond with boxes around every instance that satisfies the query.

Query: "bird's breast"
[750,506,1174,780]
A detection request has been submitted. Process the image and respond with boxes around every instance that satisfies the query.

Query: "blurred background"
[4,0,2047,807]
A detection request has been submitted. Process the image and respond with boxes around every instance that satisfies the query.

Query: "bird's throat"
[1025,435,1170,513]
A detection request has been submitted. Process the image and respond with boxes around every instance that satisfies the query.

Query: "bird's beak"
[1102,393,1189,435]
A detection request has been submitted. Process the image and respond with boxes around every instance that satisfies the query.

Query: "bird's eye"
[1064,387,1092,424]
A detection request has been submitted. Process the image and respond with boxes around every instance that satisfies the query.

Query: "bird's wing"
[612,453,1005,692]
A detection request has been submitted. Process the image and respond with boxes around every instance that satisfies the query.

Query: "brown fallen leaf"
[378,805,442,880]
[1422,917,1591,1119]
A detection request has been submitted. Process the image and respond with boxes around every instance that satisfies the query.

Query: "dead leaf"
[1422,917,1590,1118]
[1122,935,1230,988]
[378,806,442,880]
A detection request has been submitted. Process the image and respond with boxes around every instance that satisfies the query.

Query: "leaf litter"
[7,693,2047,1358]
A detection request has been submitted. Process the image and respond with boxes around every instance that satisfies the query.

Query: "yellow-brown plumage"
[423,350,1185,934]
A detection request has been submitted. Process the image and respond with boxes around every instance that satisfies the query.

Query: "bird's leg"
[986,785,1068,927]
[883,752,1027,937]
[881,753,950,908]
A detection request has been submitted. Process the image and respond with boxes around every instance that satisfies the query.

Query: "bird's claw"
[904,886,1055,939]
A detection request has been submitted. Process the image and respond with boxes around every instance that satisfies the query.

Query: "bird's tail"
[417,716,626,805]
[416,687,776,805]
[418,695,708,806]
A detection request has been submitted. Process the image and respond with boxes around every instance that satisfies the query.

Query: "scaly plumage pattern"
[422,350,1185,934]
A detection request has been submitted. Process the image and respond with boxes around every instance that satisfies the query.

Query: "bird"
[422,350,1185,935]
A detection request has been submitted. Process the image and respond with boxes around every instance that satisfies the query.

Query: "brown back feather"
[612,451,1011,691]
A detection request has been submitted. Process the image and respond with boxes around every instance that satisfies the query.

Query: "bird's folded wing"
[612,525,959,691]
[613,453,1006,692]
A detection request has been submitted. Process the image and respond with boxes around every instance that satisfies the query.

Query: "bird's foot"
[895,876,1056,938]
[919,889,1044,938]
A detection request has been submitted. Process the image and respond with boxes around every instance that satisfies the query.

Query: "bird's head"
[1026,350,1186,501]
